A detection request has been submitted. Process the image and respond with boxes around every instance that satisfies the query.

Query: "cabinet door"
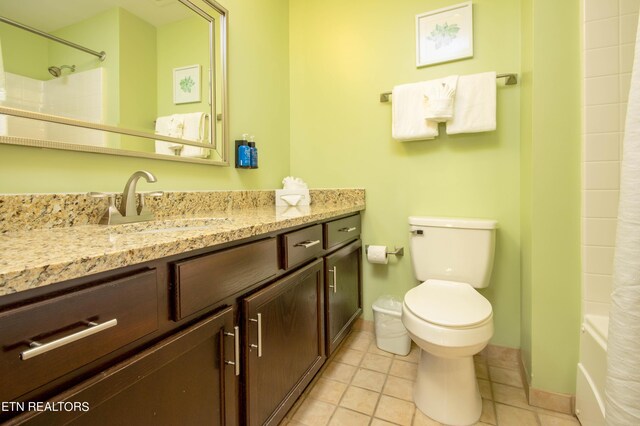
[243,259,325,426]
[13,307,239,426]
[325,240,363,355]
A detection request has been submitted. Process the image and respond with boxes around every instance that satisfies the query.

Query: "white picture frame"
[416,1,473,68]
[173,64,201,104]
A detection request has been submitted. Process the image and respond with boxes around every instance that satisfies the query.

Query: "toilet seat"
[404,279,492,328]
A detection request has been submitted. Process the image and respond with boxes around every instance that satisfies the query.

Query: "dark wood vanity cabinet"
[243,259,325,426]
[15,307,239,426]
[0,213,362,426]
[324,240,363,355]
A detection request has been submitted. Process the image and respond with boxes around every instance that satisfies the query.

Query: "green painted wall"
[51,8,121,128]
[0,23,49,80]
[520,0,534,383]
[520,0,582,394]
[290,0,522,348]
[156,17,210,119]
[119,9,157,152]
[0,0,290,193]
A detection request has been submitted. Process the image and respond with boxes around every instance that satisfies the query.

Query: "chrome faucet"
[89,170,163,225]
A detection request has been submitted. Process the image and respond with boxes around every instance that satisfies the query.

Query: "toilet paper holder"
[365,245,404,256]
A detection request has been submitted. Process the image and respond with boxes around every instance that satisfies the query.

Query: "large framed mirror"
[0,0,228,165]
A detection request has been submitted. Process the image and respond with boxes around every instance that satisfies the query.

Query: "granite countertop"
[0,190,365,296]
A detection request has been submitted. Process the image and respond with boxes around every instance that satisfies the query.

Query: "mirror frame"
[0,0,229,166]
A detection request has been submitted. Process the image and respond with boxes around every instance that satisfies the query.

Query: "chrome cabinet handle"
[328,266,337,293]
[294,240,320,249]
[249,313,263,357]
[21,319,118,361]
[224,326,240,376]
[338,227,357,233]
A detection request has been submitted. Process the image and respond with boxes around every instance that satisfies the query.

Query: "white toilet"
[401,216,497,426]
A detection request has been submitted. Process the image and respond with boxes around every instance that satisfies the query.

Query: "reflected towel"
[180,112,210,158]
[154,115,184,156]
[392,81,439,141]
[446,72,496,134]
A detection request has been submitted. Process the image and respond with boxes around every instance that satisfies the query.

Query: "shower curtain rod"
[0,16,106,61]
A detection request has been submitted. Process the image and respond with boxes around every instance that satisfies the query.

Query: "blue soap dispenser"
[236,133,251,168]
[248,135,258,169]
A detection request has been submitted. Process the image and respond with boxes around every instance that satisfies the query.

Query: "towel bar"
[379,72,518,102]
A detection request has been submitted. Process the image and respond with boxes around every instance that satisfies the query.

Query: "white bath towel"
[424,75,458,122]
[180,112,210,158]
[392,82,439,141]
[154,115,184,156]
[446,72,496,134]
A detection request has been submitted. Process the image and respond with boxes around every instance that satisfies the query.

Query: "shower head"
[48,64,76,78]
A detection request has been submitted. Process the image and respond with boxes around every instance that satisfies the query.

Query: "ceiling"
[0,0,192,32]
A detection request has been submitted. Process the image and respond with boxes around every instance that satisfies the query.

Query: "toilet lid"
[404,279,492,327]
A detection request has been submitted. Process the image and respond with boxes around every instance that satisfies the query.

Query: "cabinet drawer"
[10,307,239,426]
[324,215,361,249]
[282,224,323,270]
[173,238,277,320]
[0,269,158,403]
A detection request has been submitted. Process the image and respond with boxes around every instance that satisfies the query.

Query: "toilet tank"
[409,216,497,288]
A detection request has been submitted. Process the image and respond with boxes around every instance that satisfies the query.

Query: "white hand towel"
[446,71,496,134]
[168,114,185,138]
[424,75,458,122]
[180,112,210,158]
[392,82,439,141]
[154,115,184,156]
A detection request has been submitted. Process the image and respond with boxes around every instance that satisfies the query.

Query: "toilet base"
[414,349,482,426]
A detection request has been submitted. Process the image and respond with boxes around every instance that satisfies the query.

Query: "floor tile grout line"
[284,330,580,426]
[328,332,373,424]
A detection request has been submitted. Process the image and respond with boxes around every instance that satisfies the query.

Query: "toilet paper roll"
[367,245,388,264]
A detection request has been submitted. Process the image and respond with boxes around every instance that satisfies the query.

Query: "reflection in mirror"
[0,0,228,165]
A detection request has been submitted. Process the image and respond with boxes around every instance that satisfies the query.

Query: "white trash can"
[372,295,411,356]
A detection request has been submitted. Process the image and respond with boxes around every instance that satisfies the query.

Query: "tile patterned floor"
[280,330,581,426]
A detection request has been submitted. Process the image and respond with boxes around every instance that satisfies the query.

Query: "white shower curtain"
[605,14,640,426]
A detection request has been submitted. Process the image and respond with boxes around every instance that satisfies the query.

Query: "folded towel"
[180,112,210,158]
[424,75,458,122]
[446,71,496,134]
[155,113,210,158]
[168,114,184,138]
[154,115,184,156]
[392,82,439,141]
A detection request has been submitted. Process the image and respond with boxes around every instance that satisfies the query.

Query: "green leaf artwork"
[179,76,196,93]
[427,22,461,49]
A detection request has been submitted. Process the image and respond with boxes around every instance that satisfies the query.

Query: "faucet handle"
[88,192,117,206]
[144,191,164,198]
[88,192,121,225]
[137,191,164,217]
[87,191,110,198]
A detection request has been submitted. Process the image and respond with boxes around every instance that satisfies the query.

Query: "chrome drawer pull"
[338,227,357,233]
[224,326,241,376]
[249,313,263,357]
[294,240,320,249]
[328,266,338,293]
[21,319,118,361]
